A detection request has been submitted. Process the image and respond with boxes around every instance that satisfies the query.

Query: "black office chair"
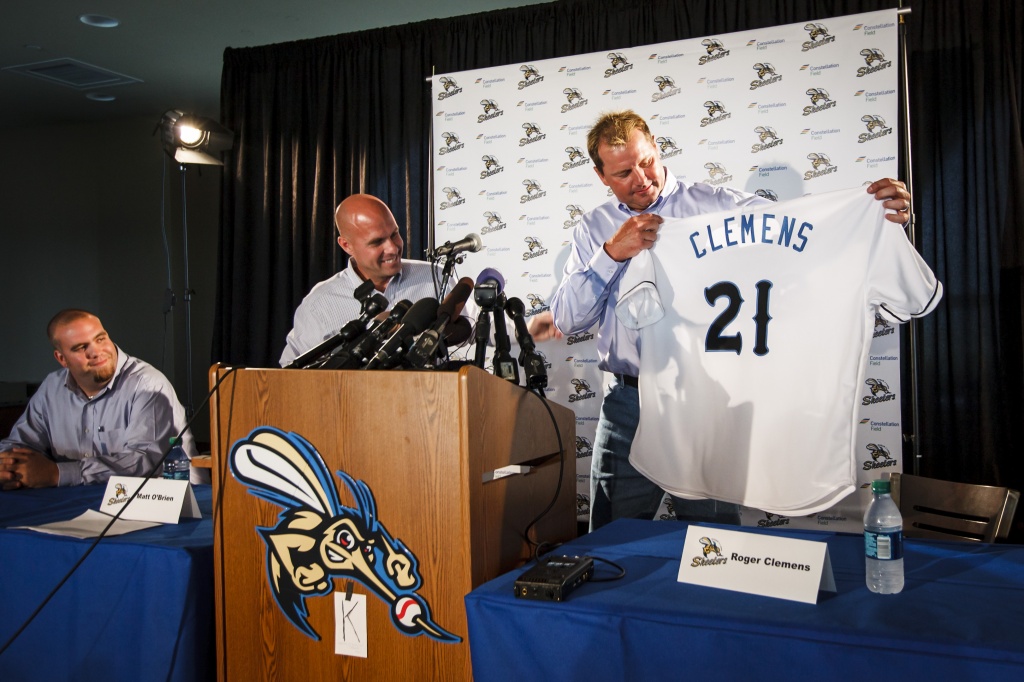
[888,472,1020,543]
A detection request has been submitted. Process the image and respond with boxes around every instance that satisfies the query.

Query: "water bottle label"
[864,530,903,560]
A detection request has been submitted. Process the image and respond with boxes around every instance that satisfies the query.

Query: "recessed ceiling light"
[86,93,116,102]
[79,14,120,28]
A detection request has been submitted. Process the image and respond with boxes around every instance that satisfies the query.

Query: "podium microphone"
[406,277,474,369]
[506,296,548,390]
[430,233,483,259]
[288,292,389,369]
[473,268,504,369]
[365,298,440,370]
[319,299,412,370]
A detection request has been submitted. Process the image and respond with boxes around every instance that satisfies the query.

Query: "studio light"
[157,109,233,416]
[159,109,233,166]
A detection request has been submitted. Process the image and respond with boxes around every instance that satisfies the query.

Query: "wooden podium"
[208,364,576,680]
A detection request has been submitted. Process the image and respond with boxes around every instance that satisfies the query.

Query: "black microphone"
[365,298,440,370]
[474,267,504,309]
[506,296,548,390]
[431,233,483,259]
[320,299,412,370]
[406,278,474,369]
[287,292,388,369]
[473,268,505,369]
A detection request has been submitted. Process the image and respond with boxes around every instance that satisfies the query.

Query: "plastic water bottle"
[162,437,190,480]
[864,478,904,594]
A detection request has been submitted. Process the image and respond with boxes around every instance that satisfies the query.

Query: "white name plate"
[100,476,201,524]
[677,526,836,604]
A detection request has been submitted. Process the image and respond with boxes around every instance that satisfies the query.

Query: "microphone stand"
[473,308,491,370]
[491,294,518,384]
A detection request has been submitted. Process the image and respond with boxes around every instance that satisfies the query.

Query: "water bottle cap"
[871,479,890,494]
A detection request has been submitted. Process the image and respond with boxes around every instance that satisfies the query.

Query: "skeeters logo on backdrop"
[575,436,594,459]
[439,186,465,210]
[436,76,463,100]
[523,293,550,317]
[480,211,506,235]
[228,427,460,644]
[478,98,504,123]
[857,48,892,77]
[518,64,544,90]
[698,38,730,65]
[803,153,837,181]
[656,136,682,160]
[864,443,898,470]
[438,131,464,155]
[568,378,597,403]
[873,312,895,338]
[564,204,584,229]
[801,23,835,52]
[520,179,547,205]
[562,87,589,113]
[652,75,681,102]
[755,188,780,202]
[803,88,837,116]
[480,155,504,179]
[563,146,589,171]
[604,52,634,78]
[691,537,727,566]
[758,512,791,528]
[751,126,784,153]
[701,100,732,127]
[704,162,734,185]
[520,122,546,147]
[749,63,783,90]
[522,235,549,260]
[862,378,896,405]
[858,114,892,143]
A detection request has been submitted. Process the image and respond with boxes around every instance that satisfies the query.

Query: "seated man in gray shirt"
[0,309,196,489]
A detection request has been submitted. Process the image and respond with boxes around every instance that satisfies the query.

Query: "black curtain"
[214,0,1024,519]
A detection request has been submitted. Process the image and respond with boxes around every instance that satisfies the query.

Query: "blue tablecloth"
[466,519,1024,681]
[0,485,214,682]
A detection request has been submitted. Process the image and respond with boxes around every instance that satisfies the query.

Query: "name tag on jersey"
[677,526,835,604]
[100,475,201,524]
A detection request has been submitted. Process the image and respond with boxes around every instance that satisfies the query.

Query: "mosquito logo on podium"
[229,427,460,643]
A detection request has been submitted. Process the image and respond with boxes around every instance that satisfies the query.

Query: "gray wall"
[0,115,219,442]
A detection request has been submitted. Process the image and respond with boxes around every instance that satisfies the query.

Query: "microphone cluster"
[291,266,546,388]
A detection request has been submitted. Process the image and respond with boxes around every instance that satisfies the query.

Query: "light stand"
[158,110,234,417]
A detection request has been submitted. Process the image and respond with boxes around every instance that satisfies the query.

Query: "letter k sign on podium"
[100,475,201,524]
[677,527,836,604]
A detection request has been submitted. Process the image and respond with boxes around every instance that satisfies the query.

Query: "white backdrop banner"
[430,9,902,532]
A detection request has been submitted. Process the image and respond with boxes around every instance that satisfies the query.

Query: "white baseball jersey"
[615,187,942,515]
